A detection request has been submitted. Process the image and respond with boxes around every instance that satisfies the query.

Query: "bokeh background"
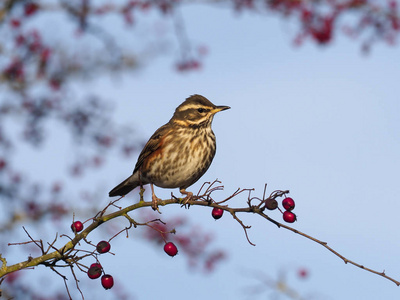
[1,1,400,299]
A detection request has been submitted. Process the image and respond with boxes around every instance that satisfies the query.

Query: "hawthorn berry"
[264,199,278,210]
[71,221,83,233]
[90,263,102,269]
[212,207,224,220]
[164,242,178,257]
[87,263,102,279]
[101,274,114,290]
[283,211,297,223]
[282,197,295,211]
[96,241,111,254]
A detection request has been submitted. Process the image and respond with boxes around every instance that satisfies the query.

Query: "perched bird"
[109,94,230,209]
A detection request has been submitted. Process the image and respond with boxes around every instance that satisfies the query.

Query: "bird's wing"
[132,123,172,174]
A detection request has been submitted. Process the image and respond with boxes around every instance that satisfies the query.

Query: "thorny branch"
[0,179,399,295]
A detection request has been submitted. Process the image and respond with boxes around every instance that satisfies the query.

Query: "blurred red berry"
[10,19,21,28]
[96,241,111,254]
[164,242,178,257]
[24,3,39,16]
[51,182,62,193]
[5,271,20,284]
[12,174,21,183]
[97,135,113,147]
[298,268,308,279]
[283,211,297,223]
[212,207,224,220]
[101,274,114,290]
[40,48,51,62]
[176,59,201,71]
[0,159,6,171]
[310,17,334,44]
[15,34,25,45]
[88,263,102,279]
[49,77,62,90]
[197,45,209,56]
[4,60,24,82]
[26,201,40,218]
[282,197,295,211]
[71,221,84,233]
[92,156,103,167]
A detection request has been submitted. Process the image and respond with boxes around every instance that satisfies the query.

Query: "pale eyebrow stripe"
[177,104,212,111]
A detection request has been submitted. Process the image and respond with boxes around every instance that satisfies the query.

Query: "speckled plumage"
[109,95,230,206]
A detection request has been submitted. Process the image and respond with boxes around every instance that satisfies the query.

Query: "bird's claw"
[151,194,162,214]
[181,193,195,209]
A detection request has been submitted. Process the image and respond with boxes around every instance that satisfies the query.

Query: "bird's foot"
[151,193,162,213]
[150,184,162,213]
[179,189,194,208]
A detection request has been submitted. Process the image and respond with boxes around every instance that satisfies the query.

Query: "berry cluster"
[87,262,114,290]
[71,221,114,290]
[88,240,113,289]
[282,197,297,223]
[263,195,297,223]
[209,195,297,224]
[281,197,297,223]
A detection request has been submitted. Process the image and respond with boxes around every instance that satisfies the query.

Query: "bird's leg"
[150,184,161,213]
[180,188,194,205]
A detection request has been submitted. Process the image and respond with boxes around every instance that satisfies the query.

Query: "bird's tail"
[109,175,139,197]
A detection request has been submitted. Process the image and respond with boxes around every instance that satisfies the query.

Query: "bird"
[109,94,230,209]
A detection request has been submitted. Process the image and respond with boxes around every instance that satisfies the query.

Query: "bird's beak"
[213,105,231,114]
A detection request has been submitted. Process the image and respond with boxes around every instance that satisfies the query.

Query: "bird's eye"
[197,108,206,113]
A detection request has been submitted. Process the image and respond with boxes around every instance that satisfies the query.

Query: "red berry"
[87,263,102,279]
[283,211,297,223]
[282,197,295,211]
[164,242,178,257]
[212,207,224,220]
[101,274,114,290]
[90,263,102,269]
[96,241,111,254]
[71,221,83,233]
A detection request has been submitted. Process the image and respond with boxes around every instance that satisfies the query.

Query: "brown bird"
[109,94,230,209]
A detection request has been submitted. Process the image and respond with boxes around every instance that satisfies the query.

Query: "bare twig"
[257,211,400,286]
[229,211,255,246]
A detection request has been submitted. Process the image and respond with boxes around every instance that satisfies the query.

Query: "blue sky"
[8,3,400,299]
[81,5,400,299]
